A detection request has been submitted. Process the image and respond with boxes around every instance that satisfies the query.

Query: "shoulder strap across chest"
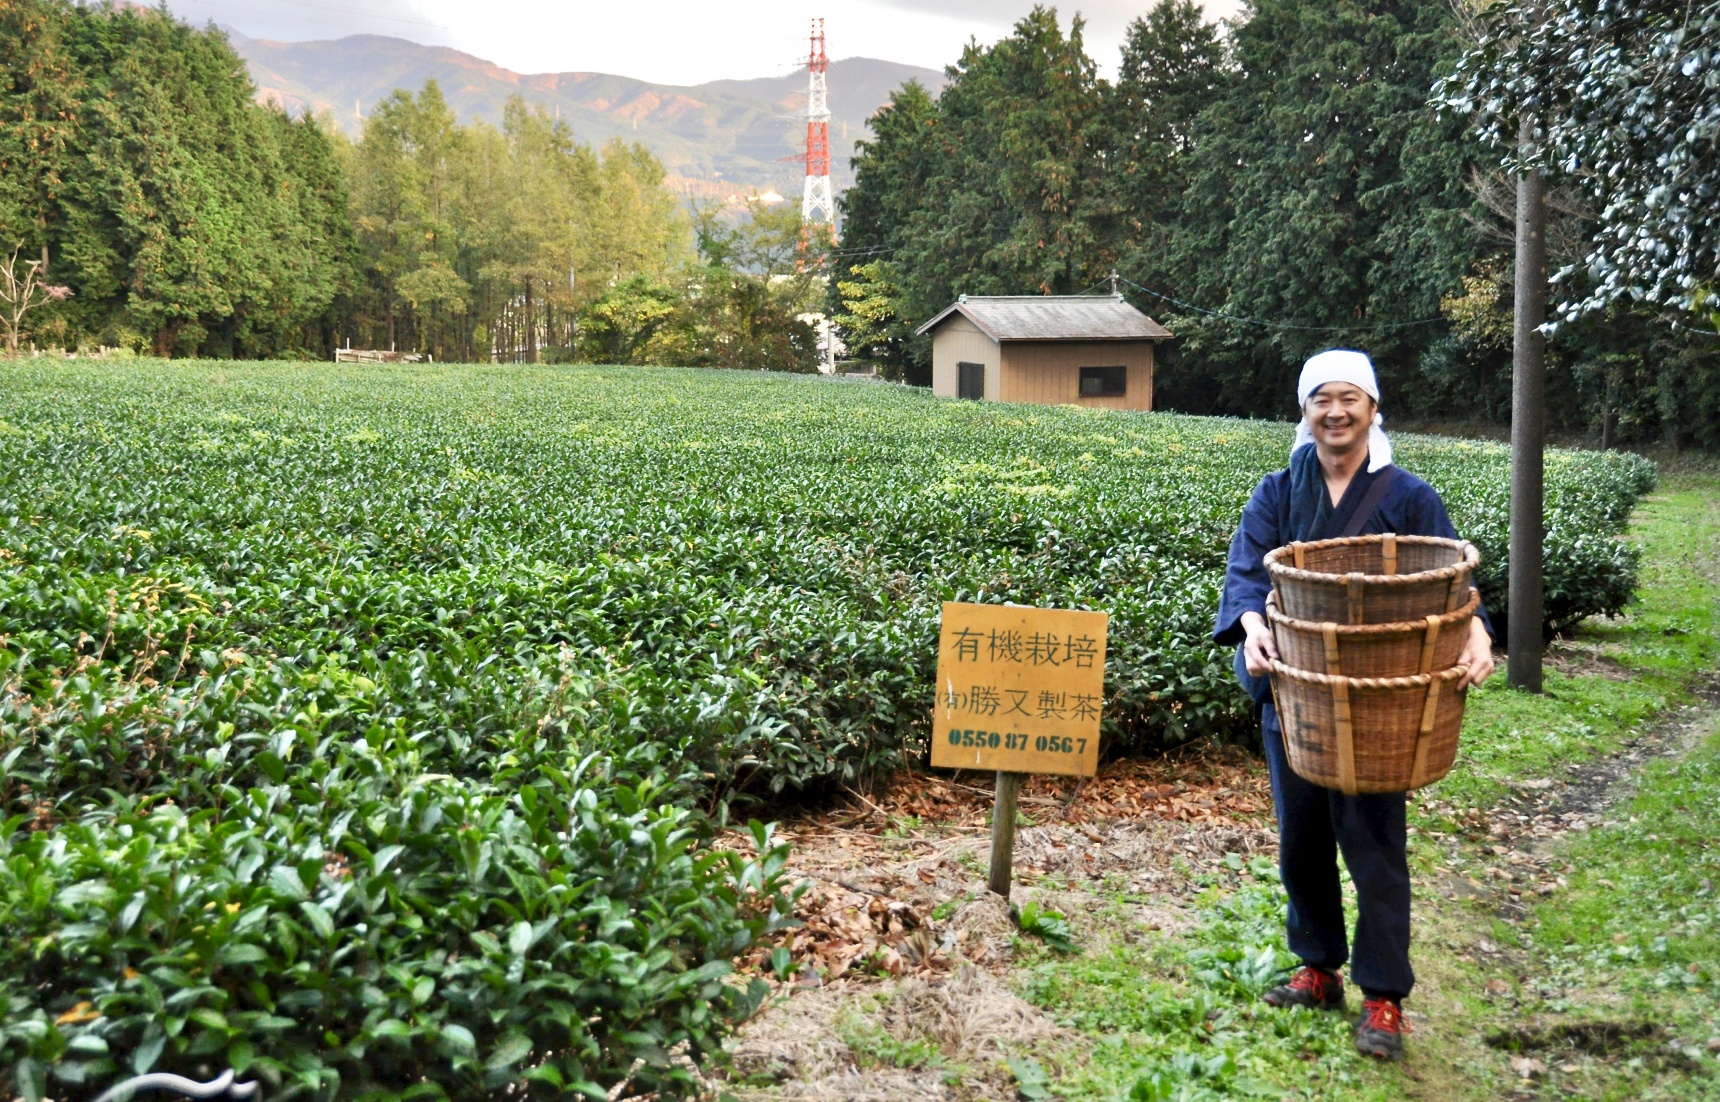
[1340,465,1398,539]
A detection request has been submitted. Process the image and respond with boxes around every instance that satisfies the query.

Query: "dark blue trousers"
[1262,702,1414,1000]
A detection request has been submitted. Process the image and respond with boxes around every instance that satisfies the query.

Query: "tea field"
[0,360,1655,1100]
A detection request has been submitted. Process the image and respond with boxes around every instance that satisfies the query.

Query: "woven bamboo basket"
[1267,587,1479,679]
[1265,534,1478,624]
[1269,661,1469,794]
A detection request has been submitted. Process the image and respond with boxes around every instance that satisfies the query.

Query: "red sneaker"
[1354,997,1409,1059]
[1262,965,1345,1011]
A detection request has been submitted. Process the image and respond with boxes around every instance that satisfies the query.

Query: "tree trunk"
[1601,370,1617,450]
[1508,116,1546,691]
[524,282,537,364]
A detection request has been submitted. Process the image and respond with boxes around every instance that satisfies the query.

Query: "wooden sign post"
[930,602,1107,898]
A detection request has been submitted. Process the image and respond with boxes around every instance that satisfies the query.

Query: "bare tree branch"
[0,245,71,356]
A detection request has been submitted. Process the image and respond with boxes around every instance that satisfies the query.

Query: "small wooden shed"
[916,294,1171,411]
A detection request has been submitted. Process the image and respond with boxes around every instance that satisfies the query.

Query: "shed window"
[957,361,985,400]
[1079,365,1127,397]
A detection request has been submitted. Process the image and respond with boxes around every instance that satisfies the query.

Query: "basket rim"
[1265,533,1479,588]
[1270,659,1470,690]
[1266,586,1481,635]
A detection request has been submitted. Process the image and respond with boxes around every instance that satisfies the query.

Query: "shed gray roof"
[914,295,1172,342]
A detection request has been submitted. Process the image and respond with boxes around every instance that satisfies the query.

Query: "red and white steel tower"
[801,19,834,226]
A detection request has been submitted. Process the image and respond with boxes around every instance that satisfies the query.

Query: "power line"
[1117,275,1447,333]
[814,252,1452,332]
[1666,318,1720,340]
[822,244,893,260]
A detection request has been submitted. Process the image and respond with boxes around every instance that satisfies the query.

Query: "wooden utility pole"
[1508,116,1546,692]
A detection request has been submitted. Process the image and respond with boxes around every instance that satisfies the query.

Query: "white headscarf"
[1291,349,1393,472]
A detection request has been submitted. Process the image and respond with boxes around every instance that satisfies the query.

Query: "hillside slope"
[227,29,946,192]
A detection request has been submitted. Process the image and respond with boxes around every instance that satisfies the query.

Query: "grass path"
[1389,474,1720,1102]
[720,474,1720,1100]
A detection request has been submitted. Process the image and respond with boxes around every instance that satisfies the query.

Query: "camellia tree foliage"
[1437,0,1720,321]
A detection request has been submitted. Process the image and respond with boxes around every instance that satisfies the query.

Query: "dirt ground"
[716,745,1278,1099]
[710,659,1720,1101]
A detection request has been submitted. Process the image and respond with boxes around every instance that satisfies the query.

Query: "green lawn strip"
[1014,878,1414,1101]
[1416,473,1720,820]
[1007,475,1720,1101]
[1397,719,1720,1102]
[1496,720,1720,1099]
[1381,474,1720,1100]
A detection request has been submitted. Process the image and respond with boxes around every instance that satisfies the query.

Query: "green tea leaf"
[484,1031,533,1070]
[217,943,269,965]
[269,865,309,902]
[440,1023,477,1057]
[299,901,335,942]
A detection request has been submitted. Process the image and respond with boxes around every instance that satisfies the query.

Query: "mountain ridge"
[225,29,947,193]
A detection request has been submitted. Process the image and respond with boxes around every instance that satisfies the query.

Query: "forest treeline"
[0,0,821,369]
[834,0,1720,450]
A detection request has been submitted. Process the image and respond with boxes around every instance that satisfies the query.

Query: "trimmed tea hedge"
[0,360,1652,1098]
[0,637,798,1099]
[0,363,1653,785]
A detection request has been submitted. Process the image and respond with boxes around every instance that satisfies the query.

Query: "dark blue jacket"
[1213,462,1493,648]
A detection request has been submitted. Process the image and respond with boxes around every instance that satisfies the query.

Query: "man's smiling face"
[1304,382,1375,453]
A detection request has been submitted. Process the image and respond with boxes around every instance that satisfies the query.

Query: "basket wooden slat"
[1267,588,1479,679]
[1266,534,1478,624]
[1269,662,1469,794]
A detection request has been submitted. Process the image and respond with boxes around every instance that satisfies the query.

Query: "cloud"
[864,0,1148,21]
[168,0,1246,85]
[164,0,455,47]
[862,0,1244,28]
[849,0,1244,78]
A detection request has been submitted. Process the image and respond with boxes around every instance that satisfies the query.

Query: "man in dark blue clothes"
[1213,349,1496,1060]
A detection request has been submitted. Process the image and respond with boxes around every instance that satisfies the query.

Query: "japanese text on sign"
[930,602,1108,778]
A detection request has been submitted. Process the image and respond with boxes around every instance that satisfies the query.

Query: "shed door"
[957,361,985,400]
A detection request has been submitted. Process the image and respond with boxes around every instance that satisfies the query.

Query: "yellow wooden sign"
[930,602,1108,778]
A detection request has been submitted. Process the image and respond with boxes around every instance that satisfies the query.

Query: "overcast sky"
[162,0,1245,84]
